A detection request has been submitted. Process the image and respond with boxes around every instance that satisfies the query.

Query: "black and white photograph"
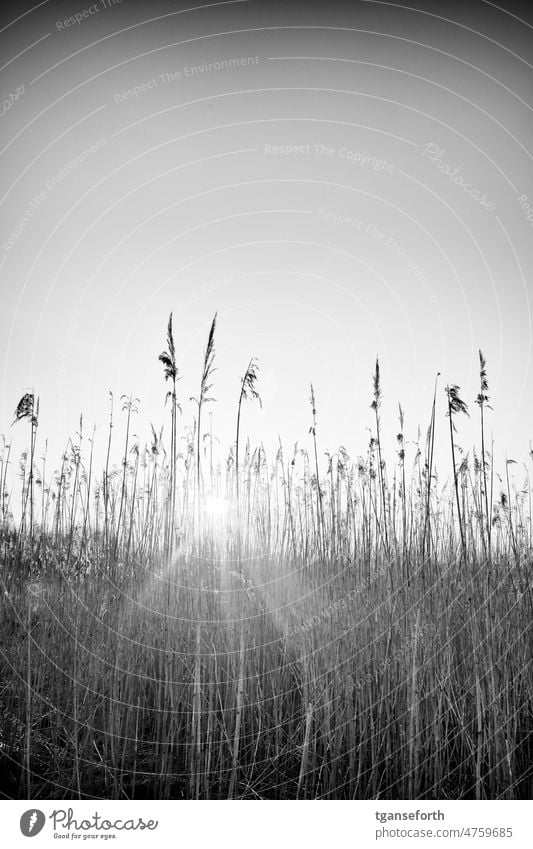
[0,0,531,842]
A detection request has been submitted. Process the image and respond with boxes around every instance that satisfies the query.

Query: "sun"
[204,496,228,518]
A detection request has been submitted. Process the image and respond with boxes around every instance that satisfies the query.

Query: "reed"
[0,319,530,800]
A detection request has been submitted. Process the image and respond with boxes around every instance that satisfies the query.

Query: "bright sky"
[1,0,532,487]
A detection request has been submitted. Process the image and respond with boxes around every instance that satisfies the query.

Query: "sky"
[1,0,532,486]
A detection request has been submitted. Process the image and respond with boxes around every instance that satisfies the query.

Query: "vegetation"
[0,324,531,800]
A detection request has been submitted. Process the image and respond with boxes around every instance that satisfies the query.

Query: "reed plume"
[159,313,181,554]
[236,357,261,507]
[445,383,469,562]
[191,313,217,510]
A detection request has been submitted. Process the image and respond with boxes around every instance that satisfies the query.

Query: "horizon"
[2,332,531,528]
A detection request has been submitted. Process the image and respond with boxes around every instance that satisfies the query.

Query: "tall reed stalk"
[445,384,469,564]
[476,351,491,556]
[159,314,180,556]
[371,359,389,556]
[192,313,217,527]
[235,358,261,510]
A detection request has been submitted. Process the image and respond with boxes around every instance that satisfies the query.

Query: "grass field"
[0,324,531,799]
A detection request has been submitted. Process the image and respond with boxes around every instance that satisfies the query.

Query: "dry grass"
[0,336,531,800]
